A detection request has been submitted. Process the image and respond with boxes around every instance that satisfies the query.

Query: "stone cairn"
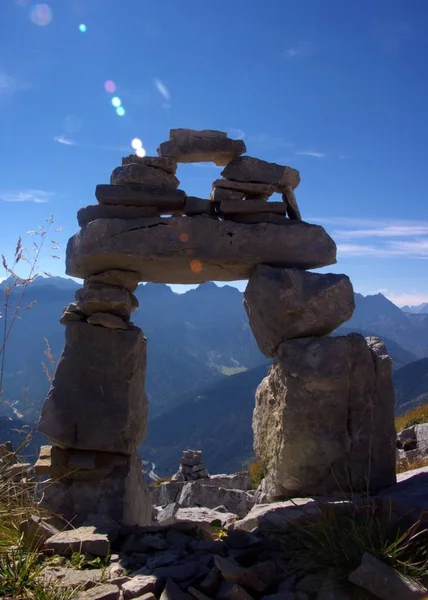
[171,450,209,482]
[35,128,396,527]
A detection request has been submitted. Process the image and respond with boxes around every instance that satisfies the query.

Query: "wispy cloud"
[312,217,428,260]
[296,150,326,159]
[0,72,31,97]
[154,78,171,107]
[54,135,75,146]
[0,189,53,203]
[54,135,129,153]
[227,128,245,140]
[283,41,312,59]
[248,133,294,150]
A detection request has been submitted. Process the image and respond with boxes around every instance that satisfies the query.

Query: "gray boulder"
[158,129,246,165]
[177,481,254,518]
[75,283,138,318]
[77,204,160,227]
[244,266,355,357]
[205,473,252,491]
[110,164,180,188]
[221,156,300,190]
[253,335,396,499]
[38,322,148,454]
[66,216,337,283]
[38,453,151,527]
[121,154,178,174]
[44,526,110,557]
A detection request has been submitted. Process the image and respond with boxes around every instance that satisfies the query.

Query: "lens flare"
[104,80,116,94]
[179,233,189,243]
[131,138,142,150]
[136,147,146,158]
[116,107,125,117]
[112,97,121,108]
[30,4,53,26]
[190,260,202,274]
[79,24,87,33]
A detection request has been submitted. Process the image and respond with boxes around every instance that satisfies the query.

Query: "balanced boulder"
[244,266,355,357]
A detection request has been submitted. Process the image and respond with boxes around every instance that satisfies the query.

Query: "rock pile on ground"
[171,450,210,482]
[18,465,428,600]
[396,422,428,467]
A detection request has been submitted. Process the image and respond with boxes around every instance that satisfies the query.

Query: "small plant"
[248,459,264,490]
[395,403,428,432]
[150,476,172,487]
[70,552,107,571]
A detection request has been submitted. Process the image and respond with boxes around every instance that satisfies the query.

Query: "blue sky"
[1,0,428,306]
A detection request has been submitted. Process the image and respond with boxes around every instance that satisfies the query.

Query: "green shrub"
[248,459,264,490]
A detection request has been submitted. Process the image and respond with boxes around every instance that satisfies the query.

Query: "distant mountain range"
[401,303,428,314]
[2,276,428,473]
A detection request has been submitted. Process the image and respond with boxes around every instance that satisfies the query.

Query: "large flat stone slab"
[158,129,246,165]
[66,217,337,283]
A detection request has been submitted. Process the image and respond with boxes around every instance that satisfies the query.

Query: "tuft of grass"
[248,459,264,490]
[282,499,428,586]
[0,442,77,600]
[395,403,428,432]
[397,454,428,474]
[150,476,172,488]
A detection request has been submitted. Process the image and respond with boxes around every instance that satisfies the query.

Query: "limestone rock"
[76,283,138,318]
[122,155,178,174]
[96,184,186,211]
[88,312,128,330]
[232,498,318,532]
[170,506,238,531]
[158,129,246,165]
[210,188,246,203]
[185,197,216,217]
[253,335,396,498]
[220,201,287,216]
[39,322,148,454]
[66,217,337,283]
[376,466,428,528]
[214,556,267,592]
[76,583,120,600]
[205,473,252,491]
[60,302,85,325]
[150,481,185,507]
[38,566,108,590]
[34,445,52,475]
[78,204,160,227]
[227,214,288,225]
[244,266,355,357]
[348,553,426,599]
[221,156,300,190]
[122,575,160,599]
[39,445,138,481]
[178,481,254,518]
[44,526,110,557]
[111,164,180,188]
[282,186,302,221]
[38,453,151,527]
[19,515,60,550]
[86,269,141,293]
[213,179,275,199]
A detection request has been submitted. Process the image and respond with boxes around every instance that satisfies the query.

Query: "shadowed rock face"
[38,322,148,455]
[253,335,396,499]
[65,216,337,283]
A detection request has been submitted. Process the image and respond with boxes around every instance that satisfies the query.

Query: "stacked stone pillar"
[37,269,152,526]
[244,266,397,501]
